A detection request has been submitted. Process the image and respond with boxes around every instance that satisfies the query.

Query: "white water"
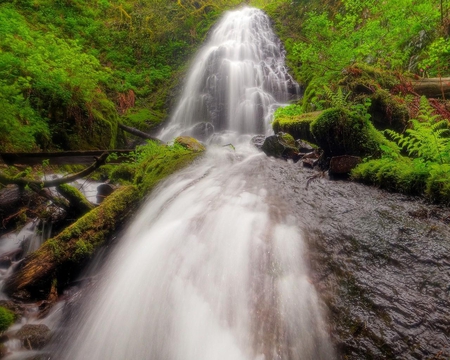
[57,7,334,360]
[160,7,298,142]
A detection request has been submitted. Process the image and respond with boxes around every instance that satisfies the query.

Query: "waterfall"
[55,7,334,360]
[159,7,299,142]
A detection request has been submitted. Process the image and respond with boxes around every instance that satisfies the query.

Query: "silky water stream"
[48,6,335,360]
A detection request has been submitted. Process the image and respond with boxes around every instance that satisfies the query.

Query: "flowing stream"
[52,7,334,360]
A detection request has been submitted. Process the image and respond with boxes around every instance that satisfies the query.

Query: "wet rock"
[295,140,315,154]
[174,136,206,152]
[251,135,266,149]
[97,183,117,204]
[329,155,362,175]
[188,122,214,141]
[261,132,299,160]
[16,324,51,350]
[302,151,320,168]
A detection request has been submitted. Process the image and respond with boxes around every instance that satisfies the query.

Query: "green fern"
[323,86,350,109]
[385,96,450,164]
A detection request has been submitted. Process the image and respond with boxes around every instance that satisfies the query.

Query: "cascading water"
[159,7,299,142]
[54,7,334,360]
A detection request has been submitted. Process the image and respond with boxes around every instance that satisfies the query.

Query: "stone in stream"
[16,324,51,350]
[329,155,362,175]
[261,132,300,161]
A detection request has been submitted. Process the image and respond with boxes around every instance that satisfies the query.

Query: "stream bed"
[267,157,450,359]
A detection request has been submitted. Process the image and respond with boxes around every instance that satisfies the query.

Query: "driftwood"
[0,153,109,189]
[118,123,163,144]
[412,77,450,98]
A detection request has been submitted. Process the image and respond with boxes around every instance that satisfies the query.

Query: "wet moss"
[0,307,15,332]
[272,111,322,144]
[310,108,392,157]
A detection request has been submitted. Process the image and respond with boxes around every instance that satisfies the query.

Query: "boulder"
[188,122,214,141]
[329,155,362,175]
[261,132,299,160]
[310,108,388,158]
[174,136,206,152]
[295,140,315,153]
[16,324,51,349]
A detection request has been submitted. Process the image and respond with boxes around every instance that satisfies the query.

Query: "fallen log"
[412,77,450,98]
[3,185,140,300]
[0,150,133,166]
[3,137,206,301]
[0,153,109,189]
[118,123,163,144]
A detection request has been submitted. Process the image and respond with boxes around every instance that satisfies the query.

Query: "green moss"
[272,111,322,144]
[72,240,95,262]
[122,108,164,131]
[174,136,206,152]
[369,88,409,131]
[310,108,392,157]
[351,157,430,196]
[0,307,15,332]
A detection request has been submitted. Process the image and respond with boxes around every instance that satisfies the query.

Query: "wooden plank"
[0,150,134,166]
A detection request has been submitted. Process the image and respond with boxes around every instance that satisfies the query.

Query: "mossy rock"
[340,63,401,93]
[368,88,409,131]
[310,108,389,157]
[0,306,15,332]
[174,136,206,152]
[272,111,322,144]
[261,132,299,160]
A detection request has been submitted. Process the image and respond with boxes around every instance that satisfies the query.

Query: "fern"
[385,96,450,164]
[323,86,350,109]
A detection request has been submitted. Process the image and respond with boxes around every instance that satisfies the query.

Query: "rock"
[261,132,299,160]
[295,140,315,153]
[251,135,265,149]
[329,155,362,175]
[16,324,51,350]
[272,111,322,144]
[301,151,320,168]
[97,183,117,204]
[310,108,389,157]
[187,122,214,141]
[174,136,206,152]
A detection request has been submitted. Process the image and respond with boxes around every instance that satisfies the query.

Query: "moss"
[56,183,94,216]
[340,63,401,92]
[369,88,409,131]
[0,307,15,332]
[272,111,322,144]
[351,157,430,196]
[425,165,450,205]
[310,108,392,157]
[174,136,206,152]
[122,108,164,131]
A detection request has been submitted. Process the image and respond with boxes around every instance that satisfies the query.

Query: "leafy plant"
[385,97,450,164]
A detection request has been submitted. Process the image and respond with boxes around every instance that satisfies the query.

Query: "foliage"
[385,97,450,163]
[352,97,450,204]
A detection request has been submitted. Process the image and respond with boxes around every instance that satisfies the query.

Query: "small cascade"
[159,7,299,142]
